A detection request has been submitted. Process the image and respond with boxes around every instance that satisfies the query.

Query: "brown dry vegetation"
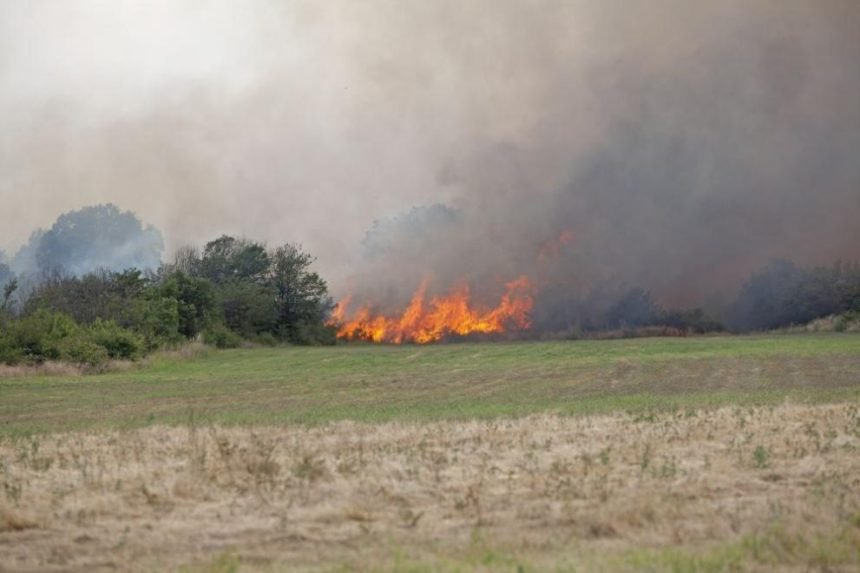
[0,360,139,379]
[1,403,859,572]
[0,343,213,380]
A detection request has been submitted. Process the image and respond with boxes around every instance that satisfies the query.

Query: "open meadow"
[1,334,859,571]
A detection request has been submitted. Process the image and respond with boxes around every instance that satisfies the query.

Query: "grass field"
[1,334,859,436]
[1,334,859,572]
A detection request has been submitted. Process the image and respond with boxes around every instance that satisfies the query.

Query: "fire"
[329,295,351,324]
[331,276,535,343]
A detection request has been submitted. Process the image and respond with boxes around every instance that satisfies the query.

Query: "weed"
[753,446,770,469]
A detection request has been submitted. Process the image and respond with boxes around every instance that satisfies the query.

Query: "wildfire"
[330,276,535,343]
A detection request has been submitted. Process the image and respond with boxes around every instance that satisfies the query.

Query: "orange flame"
[332,276,535,343]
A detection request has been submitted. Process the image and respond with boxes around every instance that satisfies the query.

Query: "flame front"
[331,276,535,343]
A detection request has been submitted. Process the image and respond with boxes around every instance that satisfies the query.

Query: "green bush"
[0,310,138,367]
[85,320,144,360]
[288,320,337,346]
[58,337,110,368]
[134,295,182,350]
[0,337,23,365]
[202,324,243,349]
[252,332,278,347]
[834,311,859,333]
[2,310,81,363]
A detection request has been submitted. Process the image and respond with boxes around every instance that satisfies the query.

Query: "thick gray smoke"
[2,1,859,316]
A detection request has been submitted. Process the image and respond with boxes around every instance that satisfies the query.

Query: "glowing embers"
[331,276,534,344]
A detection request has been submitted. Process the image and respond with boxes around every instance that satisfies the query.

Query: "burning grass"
[1,404,859,571]
[331,276,534,343]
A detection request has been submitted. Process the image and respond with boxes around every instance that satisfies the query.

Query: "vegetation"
[33,204,164,277]
[0,235,335,368]
[1,330,858,572]
[1,388,858,571]
[2,203,859,370]
[728,259,860,331]
[1,335,858,435]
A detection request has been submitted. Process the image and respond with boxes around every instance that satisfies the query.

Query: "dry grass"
[779,314,860,334]
[1,403,859,572]
[0,360,140,378]
[0,362,88,378]
[146,341,213,363]
[0,342,212,380]
[0,361,138,378]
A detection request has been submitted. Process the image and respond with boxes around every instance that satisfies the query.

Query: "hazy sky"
[2,1,859,302]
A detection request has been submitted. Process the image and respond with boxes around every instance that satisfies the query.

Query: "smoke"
[9,205,163,279]
[2,1,859,316]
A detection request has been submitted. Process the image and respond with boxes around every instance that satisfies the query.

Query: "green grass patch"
[1,334,858,436]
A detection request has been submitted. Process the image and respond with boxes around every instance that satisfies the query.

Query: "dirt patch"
[1,404,859,571]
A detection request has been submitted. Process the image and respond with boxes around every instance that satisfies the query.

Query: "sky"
[1,0,859,304]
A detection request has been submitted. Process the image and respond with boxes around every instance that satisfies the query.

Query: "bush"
[288,320,337,346]
[134,295,181,350]
[604,288,661,329]
[202,324,243,349]
[1,310,80,363]
[0,310,142,367]
[58,337,109,368]
[252,332,279,347]
[85,320,144,360]
[729,260,860,332]
[0,338,23,365]
[834,311,859,333]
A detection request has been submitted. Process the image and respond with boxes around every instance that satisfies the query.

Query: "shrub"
[0,338,23,365]
[252,332,279,347]
[58,337,109,368]
[2,310,81,363]
[85,320,144,360]
[288,320,337,346]
[134,295,181,350]
[0,310,138,367]
[202,324,243,349]
[834,311,859,333]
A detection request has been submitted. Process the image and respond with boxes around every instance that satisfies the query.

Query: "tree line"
[0,235,334,367]
[532,260,860,337]
[2,202,859,367]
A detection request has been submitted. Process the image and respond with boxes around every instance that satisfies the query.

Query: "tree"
[1,279,17,316]
[605,288,661,329]
[0,261,14,291]
[218,281,277,337]
[362,204,461,260]
[729,260,803,331]
[269,244,334,343]
[157,271,217,338]
[25,269,148,326]
[198,236,269,285]
[34,204,163,276]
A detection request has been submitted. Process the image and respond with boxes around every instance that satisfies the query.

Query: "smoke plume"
[2,1,859,318]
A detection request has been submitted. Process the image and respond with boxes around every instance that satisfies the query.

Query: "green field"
[2,334,858,435]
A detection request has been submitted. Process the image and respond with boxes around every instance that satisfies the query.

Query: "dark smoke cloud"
[2,1,859,315]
